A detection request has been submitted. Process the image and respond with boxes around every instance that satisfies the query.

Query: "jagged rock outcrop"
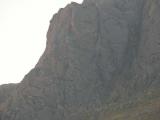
[0,0,160,120]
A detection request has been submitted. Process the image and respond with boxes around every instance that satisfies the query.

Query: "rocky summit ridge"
[0,0,160,120]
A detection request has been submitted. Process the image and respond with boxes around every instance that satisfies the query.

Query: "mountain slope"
[0,0,160,119]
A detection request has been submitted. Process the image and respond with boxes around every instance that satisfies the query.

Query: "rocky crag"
[0,0,160,119]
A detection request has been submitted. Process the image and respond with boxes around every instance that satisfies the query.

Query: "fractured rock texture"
[0,0,160,119]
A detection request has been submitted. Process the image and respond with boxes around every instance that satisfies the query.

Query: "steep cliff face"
[0,0,160,120]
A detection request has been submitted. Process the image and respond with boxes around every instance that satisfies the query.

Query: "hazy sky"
[0,0,83,85]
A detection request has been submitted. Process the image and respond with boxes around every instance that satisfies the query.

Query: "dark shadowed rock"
[0,0,160,119]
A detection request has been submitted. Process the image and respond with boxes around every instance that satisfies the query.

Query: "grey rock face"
[0,84,16,119]
[0,84,16,105]
[0,0,160,120]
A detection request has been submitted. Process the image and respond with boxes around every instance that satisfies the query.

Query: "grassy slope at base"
[101,95,160,120]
